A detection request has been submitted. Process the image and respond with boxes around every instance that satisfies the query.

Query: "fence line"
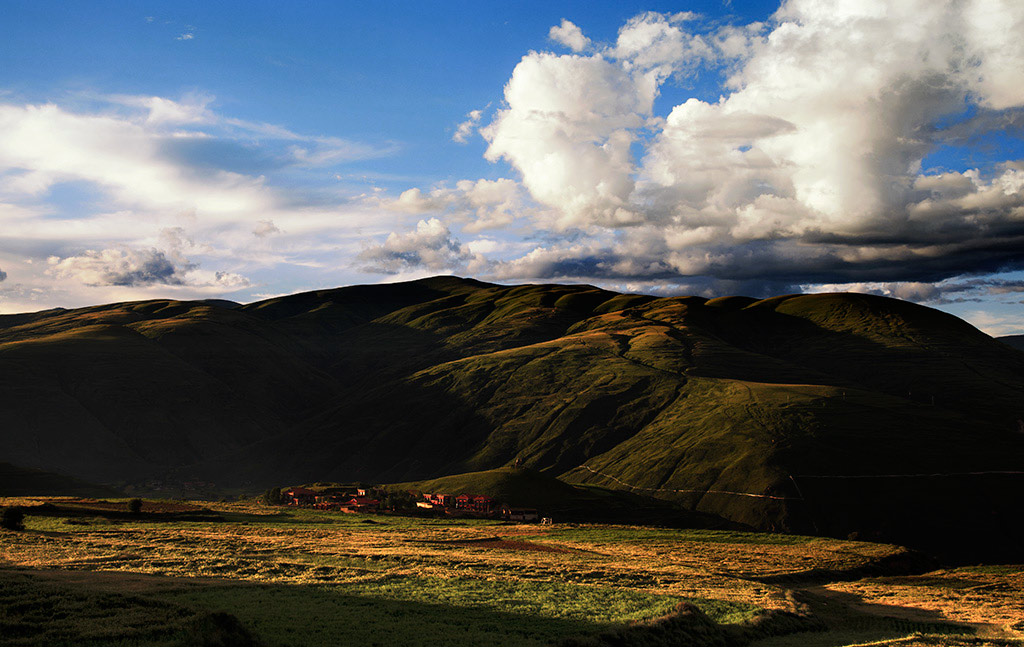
[578,464,801,501]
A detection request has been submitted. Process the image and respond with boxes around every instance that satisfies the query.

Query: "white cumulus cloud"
[447,1,1024,292]
[549,19,591,52]
[358,218,474,274]
[452,109,484,143]
[46,246,248,289]
[382,178,527,232]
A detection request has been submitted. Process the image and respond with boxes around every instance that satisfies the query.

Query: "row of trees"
[1,499,144,532]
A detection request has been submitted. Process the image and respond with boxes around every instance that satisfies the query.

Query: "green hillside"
[2,276,1023,560]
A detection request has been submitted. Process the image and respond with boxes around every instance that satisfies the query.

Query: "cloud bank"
[0,93,394,312]
[376,0,1024,300]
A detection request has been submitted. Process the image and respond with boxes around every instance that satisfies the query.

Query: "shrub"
[383,490,417,510]
[127,498,143,514]
[261,487,282,505]
[1,506,25,531]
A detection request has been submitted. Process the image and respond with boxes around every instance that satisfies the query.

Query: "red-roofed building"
[472,495,494,512]
[454,494,493,512]
[282,487,317,506]
[340,496,380,513]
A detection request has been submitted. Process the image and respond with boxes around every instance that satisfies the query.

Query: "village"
[276,485,545,522]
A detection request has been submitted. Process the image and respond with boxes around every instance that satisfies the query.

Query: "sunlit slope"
[2,277,1022,557]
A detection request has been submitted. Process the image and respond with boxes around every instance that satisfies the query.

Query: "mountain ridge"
[2,276,1022,560]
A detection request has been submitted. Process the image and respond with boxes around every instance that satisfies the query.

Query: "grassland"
[2,497,1021,647]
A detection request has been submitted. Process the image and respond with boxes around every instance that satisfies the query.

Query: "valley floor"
[0,497,1021,647]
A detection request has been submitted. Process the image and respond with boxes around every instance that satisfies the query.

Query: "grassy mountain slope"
[2,276,1023,559]
[0,300,340,482]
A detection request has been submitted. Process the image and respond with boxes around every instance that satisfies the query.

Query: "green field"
[3,498,1020,647]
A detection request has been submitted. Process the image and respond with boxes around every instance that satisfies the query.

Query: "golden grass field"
[1,497,1021,647]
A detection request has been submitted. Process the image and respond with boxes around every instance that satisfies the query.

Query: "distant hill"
[0,462,122,498]
[2,276,1023,560]
[1000,334,1024,352]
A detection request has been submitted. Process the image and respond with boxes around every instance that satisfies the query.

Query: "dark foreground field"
[1,497,1021,647]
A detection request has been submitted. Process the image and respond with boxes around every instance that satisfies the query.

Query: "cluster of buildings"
[278,486,541,522]
[417,492,493,512]
[281,486,382,513]
[417,492,539,521]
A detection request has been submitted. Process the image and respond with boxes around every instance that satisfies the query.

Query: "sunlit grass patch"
[343,574,684,623]
[689,598,762,624]
[158,575,695,647]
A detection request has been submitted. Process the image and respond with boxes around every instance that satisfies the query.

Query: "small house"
[424,493,454,507]
[281,487,317,506]
[313,492,352,510]
[471,495,494,512]
[454,494,493,512]
[341,496,380,513]
[501,506,539,522]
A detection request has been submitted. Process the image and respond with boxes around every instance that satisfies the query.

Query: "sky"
[1,0,1023,336]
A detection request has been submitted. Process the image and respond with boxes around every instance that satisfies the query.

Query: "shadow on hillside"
[686,300,1024,422]
[792,474,1024,565]
[681,303,934,393]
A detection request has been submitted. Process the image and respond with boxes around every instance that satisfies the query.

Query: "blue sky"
[1,0,1023,335]
[0,1,775,185]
